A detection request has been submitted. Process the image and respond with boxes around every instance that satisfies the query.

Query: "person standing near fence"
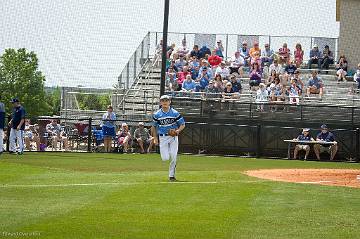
[8,98,26,154]
[151,95,185,181]
[102,105,116,153]
[0,96,5,155]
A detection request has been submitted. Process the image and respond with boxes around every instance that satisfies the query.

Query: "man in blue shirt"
[293,128,315,160]
[306,70,323,97]
[0,96,5,155]
[308,45,322,69]
[313,124,338,161]
[8,98,26,154]
[151,95,186,181]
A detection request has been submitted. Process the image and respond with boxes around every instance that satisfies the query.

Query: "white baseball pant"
[159,135,179,178]
[9,128,24,153]
[0,129,3,152]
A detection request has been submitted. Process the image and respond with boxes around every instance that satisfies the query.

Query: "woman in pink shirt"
[177,66,190,89]
[294,43,304,68]
[278,43,290,65]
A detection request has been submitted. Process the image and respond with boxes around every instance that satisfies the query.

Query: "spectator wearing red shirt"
[278,43,290,65]
[294,43,304,68]
[177,66,190,89]
[208,50,222,68]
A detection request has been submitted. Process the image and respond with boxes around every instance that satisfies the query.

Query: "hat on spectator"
[324,45,329,49]
[221,61,226,65]
[302,128,310,132]
[202,66,207,70]
[320,124,328,129]
[10,98,20,103]
[313,44,318,48]
[160,95,171,101]
[138,122,144,126]
[121,123,128,127]
[259,83,266,87]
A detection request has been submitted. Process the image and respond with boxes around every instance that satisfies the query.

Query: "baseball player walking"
[151,95,185,181]
[8,98,26,154]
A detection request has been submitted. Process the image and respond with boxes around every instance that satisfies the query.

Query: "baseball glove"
[168,129,178,137]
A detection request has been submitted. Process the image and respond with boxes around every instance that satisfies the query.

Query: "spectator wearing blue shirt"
[261,43,274,66]
[102,105,116,153]
[306,70,323,97]
[215,40,224,58]
[293,128,314,160]
[308,45,322,69]
[8,98,26,154]
[313,124,338,161]
[182,75,196,93]
[240,41,250,66]
[229,75,242,93]
[196,67,210,92]
[199,45,211,59]
[190,45,201,59]
[0,96,5,154]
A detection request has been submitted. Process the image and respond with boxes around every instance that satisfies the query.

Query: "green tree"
[0,48,49,118]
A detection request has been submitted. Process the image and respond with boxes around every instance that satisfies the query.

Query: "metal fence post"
[126,63,130,89]
[225,34,229,59]
[87,117,92,152]
[356,128,360,162]
[256,124,262,158]
[134,51,137,78]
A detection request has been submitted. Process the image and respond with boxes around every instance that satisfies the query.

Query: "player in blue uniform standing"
[0,96,5,155]
[8,98,26,154]
[151,95,186,181]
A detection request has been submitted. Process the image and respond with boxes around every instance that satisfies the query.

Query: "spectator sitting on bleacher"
[239,41,250,66]
[306,70,323,98]
[354,63,360,89]
[269,77,285,102]
[249,41,261,61]
[177,39,189,56]
[117,123,132,153]
[190,65,200,80]
[255,83,268,111]
[215,61,230,79]
[182,75,196,93]
[190,45,201,59]
[314,124,338,161]
[293,128,314,160]
[215,40,224,58]
[308,45,321,69]
[174,54,187,71]
[250,51,262,66]
[166,67,178,92]
[195,67,210,92]
[287,81,300,105]
[336,55,348,82]
[199,60,213,78]
[261,43,274,66]
[166,43,176,59]
[24,119,40,151]
[321,45,334,70]
[294,43,304,68]
[278,43,290,64]
[199,45,211,59]
[214,74,225,91]
[222,82,239,99]
[177,66,190,89]
[284,60,297,77]
[291,70,305,94]
[230,75,242,93]
[188,56,200,69]
[266,69,277,85]
[269,60,283,75]
[46,119,69,151]
[249,62,262,89]
[166,60,178,72]
[204,80,220,98]
[229,51,244,76]
[134,122,154,154]
[208,50,222,68]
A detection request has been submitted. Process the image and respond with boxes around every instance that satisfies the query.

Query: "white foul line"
[298,180,333,184]
[0,180,265,188]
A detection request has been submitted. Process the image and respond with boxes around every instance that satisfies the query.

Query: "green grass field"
[1,153,360,239]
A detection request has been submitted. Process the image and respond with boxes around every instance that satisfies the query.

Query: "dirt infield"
[245,169,360,188]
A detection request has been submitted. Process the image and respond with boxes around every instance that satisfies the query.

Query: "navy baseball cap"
[320,124,328,129]
[10,98,20,103]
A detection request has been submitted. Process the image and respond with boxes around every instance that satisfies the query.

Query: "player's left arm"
[175,124,185,135]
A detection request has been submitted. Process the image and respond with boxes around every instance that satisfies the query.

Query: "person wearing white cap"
[215,61,230,79]
[134,122,154,154]
[151,95,186,181]
[293,128,315,160]
[308,44,321,69]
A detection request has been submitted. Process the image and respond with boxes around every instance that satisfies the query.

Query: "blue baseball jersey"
[317,131,335,142]
[153,107,185,135]
[12,106,26,130]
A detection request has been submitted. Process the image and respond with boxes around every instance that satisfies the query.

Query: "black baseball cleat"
[169,177,177,182]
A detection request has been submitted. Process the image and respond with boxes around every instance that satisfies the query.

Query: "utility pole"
[160,0,169,97]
